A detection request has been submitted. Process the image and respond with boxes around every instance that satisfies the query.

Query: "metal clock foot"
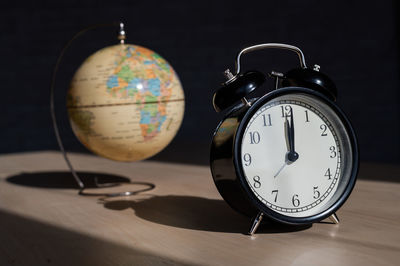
[329,213,340,224]
[248,212,264,235]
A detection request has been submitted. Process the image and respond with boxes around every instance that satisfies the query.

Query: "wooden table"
[0,151,399,265]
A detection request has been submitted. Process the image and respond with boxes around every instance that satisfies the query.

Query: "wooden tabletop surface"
[0,151,399,266]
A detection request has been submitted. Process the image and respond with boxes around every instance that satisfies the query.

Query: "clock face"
[240,93,353,218]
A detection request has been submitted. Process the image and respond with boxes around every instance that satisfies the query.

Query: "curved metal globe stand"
[50,22,155,197]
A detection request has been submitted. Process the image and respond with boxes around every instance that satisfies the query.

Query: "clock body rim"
[210,86,359,225]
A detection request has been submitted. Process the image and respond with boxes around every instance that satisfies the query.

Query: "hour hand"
[275,116,293,178]
[284,116,290,152]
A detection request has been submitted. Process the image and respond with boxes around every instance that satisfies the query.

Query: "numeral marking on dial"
[325,168,332,180]
[320,124,328,136]
[243,153,252,166]
[292,194,300,207]
[249,131,260,144]
[272,190,278,202]
[281,105,292,117]
[253,175,261,188]
[313,186,320,199]
[330,146,337,158]
[305,110,310,122]
[262,114,272,126]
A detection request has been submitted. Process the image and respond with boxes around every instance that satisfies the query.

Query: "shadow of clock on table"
[6,171,132,189]
[102,195,311,234]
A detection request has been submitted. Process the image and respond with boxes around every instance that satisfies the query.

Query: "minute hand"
[289,110,295,152]
[286,108,299,163]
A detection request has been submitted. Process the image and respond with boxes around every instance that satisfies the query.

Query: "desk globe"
[67,44,184,161]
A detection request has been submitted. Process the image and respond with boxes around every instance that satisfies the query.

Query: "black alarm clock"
[210,43,358,235]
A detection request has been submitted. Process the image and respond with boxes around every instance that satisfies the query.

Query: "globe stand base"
[78,182,155,198]
[77,175,155,197]
[60,147,156,198]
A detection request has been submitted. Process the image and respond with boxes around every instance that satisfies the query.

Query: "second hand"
[274,162,287,178]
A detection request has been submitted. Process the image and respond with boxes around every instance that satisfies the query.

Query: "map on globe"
[67,44,185,161]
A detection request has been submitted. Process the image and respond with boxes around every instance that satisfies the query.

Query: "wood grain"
[0,151,399,265]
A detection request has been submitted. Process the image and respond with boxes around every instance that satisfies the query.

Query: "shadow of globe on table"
[6,172,131,189]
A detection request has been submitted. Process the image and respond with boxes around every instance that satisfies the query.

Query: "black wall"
[1,1,399,165]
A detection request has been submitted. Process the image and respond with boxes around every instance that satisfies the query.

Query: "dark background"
[1,1,399,168]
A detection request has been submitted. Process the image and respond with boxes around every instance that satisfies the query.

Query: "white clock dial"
[240,93,349,217]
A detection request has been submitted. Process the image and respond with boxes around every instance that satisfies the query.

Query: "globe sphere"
[67,44,185,161]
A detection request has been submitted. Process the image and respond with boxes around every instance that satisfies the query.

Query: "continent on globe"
[67,44,185,162]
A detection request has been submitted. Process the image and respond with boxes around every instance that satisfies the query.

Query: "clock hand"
[275,117,291,178]
[275,107,299,179]
[284,116,290,152]
[286,107,299,163]
[274,161,287,178]
[289,109,295,152]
